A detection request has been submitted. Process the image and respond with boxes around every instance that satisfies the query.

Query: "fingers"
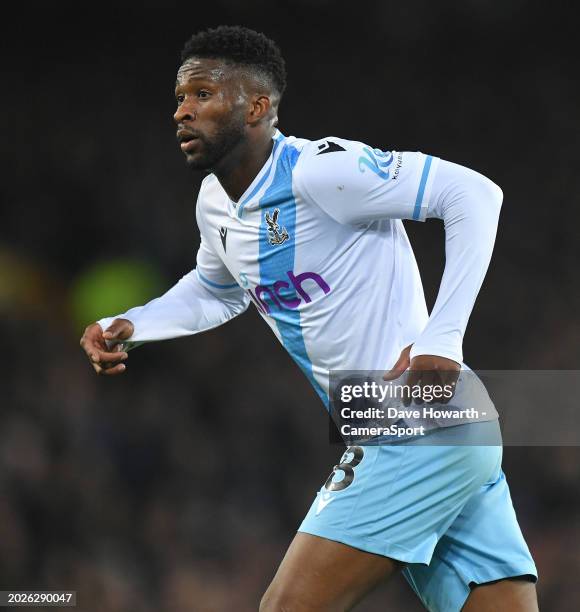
[80,321,130,376]
[403,356,461,406]
[440,368,460,403]
[424,370,446,404]
[91,361,127,376]
[89,348,128,375]
[102,318,134,342]
[383,345,412,381]
[80,323,105,350]
[418,370,437,405]
[403,369,440,406]
[403,368,421,406]
[88,348,129,366]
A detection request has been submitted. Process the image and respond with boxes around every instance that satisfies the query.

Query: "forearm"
[98,269,249,343]
[410,159,503,364]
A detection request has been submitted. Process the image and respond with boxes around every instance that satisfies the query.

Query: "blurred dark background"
[1,1,579,610]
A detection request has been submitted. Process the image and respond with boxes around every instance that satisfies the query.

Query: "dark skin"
[80,57,538,610]
[174,56,278,201]
[80,56,279,373]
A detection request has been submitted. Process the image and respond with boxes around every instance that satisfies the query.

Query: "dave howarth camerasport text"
[340,407,482,420]
[338,407,484,438]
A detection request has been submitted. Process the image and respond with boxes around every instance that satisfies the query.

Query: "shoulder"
[293,136,393,191]
[272,134,310,170]
[196,173,223,211]
[292,136,439,224]
[294,136,364,167]
[198,173,222,202]
[195,174,221,230]
[292,136,395,215]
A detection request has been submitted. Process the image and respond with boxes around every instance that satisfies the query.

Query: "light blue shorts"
[298,421,537,612]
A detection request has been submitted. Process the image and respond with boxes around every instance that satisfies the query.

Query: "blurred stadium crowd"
[2,1,579,610]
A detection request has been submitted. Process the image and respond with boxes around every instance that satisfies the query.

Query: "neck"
[212,130,275,202]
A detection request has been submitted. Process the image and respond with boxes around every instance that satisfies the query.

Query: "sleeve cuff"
[96,317,115,332]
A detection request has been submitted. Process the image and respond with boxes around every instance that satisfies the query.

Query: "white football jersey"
[100,130,502,421]
[195,131,439,406]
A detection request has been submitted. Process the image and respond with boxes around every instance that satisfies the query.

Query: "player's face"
[174,58,247,170]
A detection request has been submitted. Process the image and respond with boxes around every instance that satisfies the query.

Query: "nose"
[173,102,196,125]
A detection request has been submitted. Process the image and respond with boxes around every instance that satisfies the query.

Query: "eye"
[198,90,211,99]
[176,93,185,105]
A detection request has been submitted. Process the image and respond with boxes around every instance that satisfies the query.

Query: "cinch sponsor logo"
[247,271,331,315]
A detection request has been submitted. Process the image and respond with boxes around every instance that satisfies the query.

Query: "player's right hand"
[79,318,134,376]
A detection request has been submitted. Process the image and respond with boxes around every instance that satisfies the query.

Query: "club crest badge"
[265,208,289,246]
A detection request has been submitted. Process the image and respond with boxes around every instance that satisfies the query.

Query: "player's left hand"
[383,345,461,405]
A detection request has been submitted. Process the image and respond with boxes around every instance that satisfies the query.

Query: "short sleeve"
[293,137,440,225]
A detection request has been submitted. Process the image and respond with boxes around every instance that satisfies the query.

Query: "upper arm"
[294,137,439,225]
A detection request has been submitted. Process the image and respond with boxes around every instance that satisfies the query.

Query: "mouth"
[177,130,200,153]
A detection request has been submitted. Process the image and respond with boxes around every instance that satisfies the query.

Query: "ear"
[247,94,271,126]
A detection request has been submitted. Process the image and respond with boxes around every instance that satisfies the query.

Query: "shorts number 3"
[323,446,364,492]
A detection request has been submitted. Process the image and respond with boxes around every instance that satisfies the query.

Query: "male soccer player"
[80,26,538,611]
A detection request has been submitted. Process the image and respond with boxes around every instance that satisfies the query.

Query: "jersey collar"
[235,130,285,218]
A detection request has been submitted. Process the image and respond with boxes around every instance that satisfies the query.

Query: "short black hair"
[181,25,286,96]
